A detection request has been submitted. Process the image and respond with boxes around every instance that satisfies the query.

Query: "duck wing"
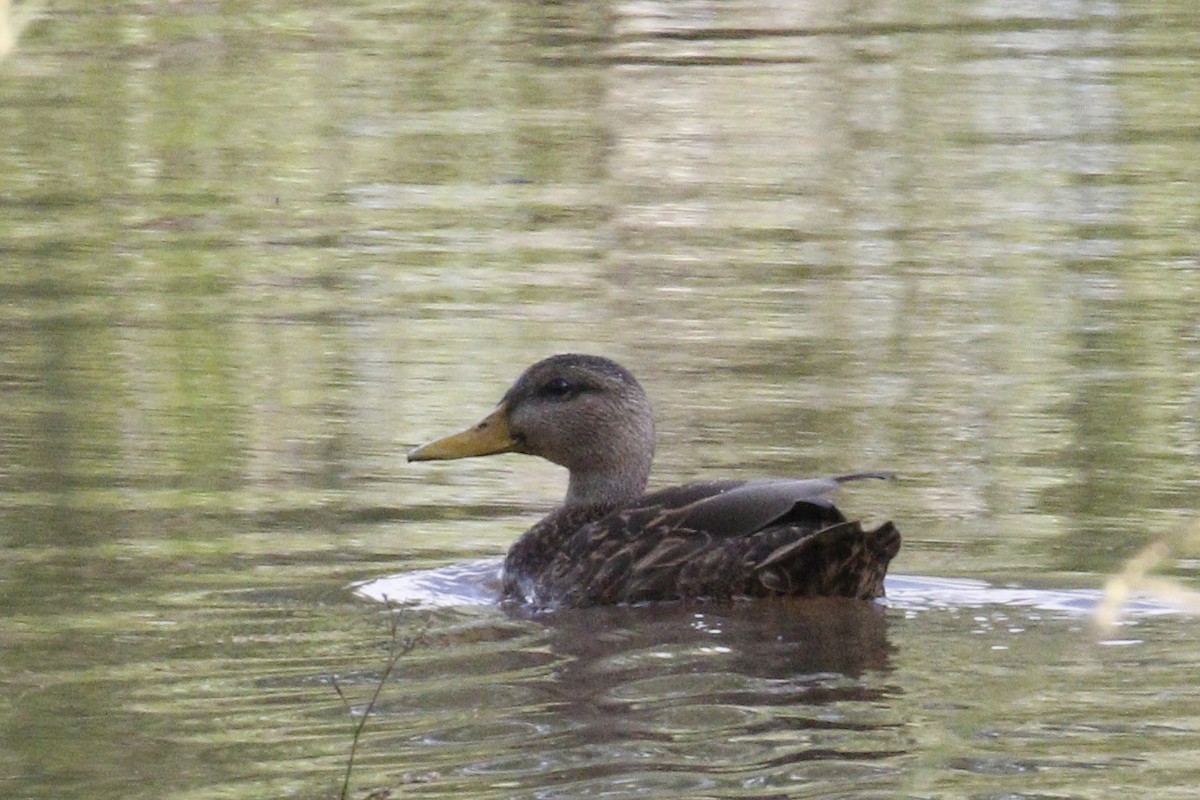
[534,473,896,607]
[648,473,891,539]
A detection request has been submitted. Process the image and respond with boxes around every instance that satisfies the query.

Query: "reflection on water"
[453,602,898,796]
[341,597,900,798]
[3,0,1200,798]
[340,577,1199,800]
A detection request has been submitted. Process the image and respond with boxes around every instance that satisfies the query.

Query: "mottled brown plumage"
[409,354,900,609]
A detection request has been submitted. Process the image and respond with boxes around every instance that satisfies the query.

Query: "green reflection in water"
[2,0,1200,798]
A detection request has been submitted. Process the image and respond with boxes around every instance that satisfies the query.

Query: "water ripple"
[356,562,1185,619]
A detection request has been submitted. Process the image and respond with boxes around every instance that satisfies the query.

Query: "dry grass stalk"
[333,599,427,800]
[1,0,44,59]
[1094,519,1200,633]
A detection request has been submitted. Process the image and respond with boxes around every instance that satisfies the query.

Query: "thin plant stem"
[337,597,426,800]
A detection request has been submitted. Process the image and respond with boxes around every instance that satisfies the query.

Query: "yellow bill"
[407,404,517,461]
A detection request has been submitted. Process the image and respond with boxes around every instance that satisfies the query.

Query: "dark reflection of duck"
[545,598,896,685]
[409,354,900,609]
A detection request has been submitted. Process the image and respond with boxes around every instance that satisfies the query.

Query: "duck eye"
[540,377,575,400]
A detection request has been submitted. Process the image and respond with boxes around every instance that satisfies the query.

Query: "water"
[3,0,1200,798]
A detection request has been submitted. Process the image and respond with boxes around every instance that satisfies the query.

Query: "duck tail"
[756,519,901,599]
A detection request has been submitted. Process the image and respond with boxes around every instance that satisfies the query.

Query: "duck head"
[408,354,656,509]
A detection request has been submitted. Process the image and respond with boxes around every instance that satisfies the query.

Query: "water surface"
[2,1,1200,798]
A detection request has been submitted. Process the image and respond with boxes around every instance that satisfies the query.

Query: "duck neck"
[564,464,650,512]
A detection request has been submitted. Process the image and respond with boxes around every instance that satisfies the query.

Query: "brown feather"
[502,478,900,607]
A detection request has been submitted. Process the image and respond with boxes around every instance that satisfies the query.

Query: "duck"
[408,354,900,609]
